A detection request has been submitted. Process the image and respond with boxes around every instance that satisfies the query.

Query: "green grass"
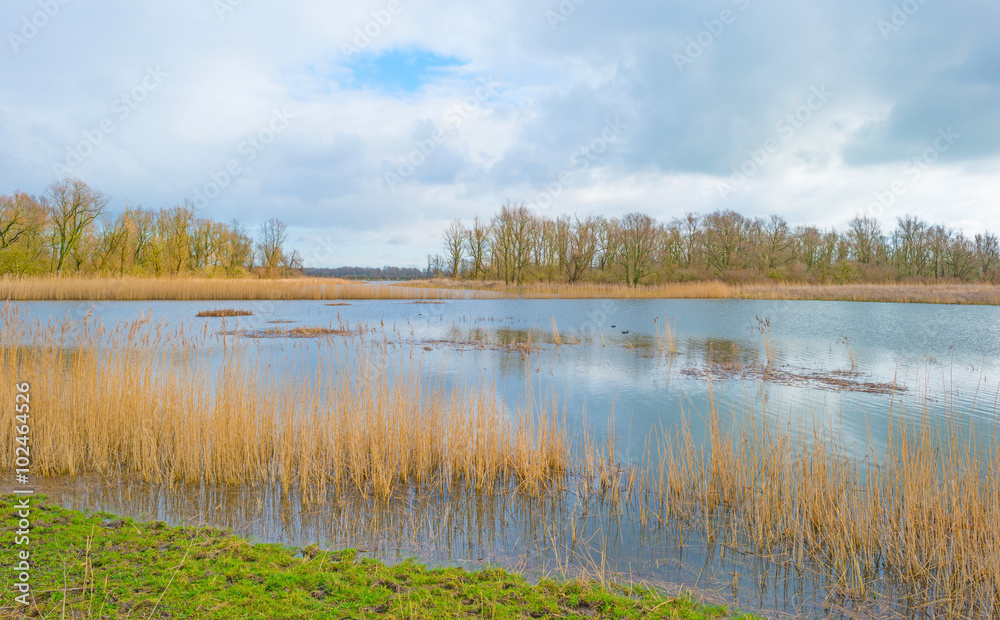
[0,495,761,619]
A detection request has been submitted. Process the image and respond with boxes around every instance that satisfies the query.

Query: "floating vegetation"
[196,308,253,317]
[681,362,904,394]
[234,326,353,338]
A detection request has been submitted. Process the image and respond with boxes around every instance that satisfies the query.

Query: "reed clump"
[196,308,253,317]
[645,394,1000,617]
[0,309,568,501]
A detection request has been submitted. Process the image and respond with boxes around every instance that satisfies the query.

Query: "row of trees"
[0,179,302,277]
[438,203,1000,285]
[304,266,426,280]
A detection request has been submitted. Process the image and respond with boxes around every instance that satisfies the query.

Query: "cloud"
[2,0,999,266]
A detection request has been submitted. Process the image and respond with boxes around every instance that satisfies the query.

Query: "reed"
[654,315,679,355]
[754,316,775,366]
[410,279,1000,305]
[0,276,476,301]
[0,309,569,500]
[647,392,1000,617]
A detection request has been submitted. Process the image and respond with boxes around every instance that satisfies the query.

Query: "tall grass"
[411,279,1000,305]
[0,276,478,301]
[644,394,1000,617]
[0,309,567,500]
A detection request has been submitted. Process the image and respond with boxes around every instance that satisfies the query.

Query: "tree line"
[436,203,1000,285]
[0,179,302,277]
[304,266,426,280]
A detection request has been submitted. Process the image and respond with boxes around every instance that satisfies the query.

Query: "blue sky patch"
[344,49,464,93]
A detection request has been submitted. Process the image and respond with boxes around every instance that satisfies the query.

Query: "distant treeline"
[434,203,1000,285]
[0,179,302,277]
[304,266,426,280]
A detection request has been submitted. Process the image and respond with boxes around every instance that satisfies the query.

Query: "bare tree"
[46,178,110,273]
[565,215,599,283]
[975,231,999,280]
[221,220,254,276]
[760,215,791,272]
[442,219,466,279]
[892,214,931,277]
[702,210,753,276]
[947,233,977,280]
[490,202,535,284]
[257,218,288,276]
[0,193,34,250]
[615,212,657,286]
[847,215,884,265]
[157,203,195,274]
[465,216,491,279]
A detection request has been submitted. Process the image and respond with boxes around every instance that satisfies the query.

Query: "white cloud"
[2,0,999,266]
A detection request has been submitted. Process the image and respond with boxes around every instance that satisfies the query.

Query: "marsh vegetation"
[4,301,1000,618]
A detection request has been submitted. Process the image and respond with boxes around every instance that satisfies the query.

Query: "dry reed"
[0,308,569,501]
[644,392,1000,617]
[0,277,478,301]
[411,279,1000,305]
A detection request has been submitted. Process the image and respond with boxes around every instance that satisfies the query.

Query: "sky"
[2,0,998,268]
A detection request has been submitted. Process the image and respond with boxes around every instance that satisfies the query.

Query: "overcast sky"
[2,0,998,267]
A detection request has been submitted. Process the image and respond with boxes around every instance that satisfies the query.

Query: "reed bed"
[642,394,1000,617]
[0,276,477,301]
[0,308,569,500]
[411,279,1000,305]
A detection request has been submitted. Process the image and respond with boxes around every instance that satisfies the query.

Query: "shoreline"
[0,495,759,619]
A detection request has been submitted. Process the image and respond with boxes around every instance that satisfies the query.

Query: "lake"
[10,296,1000,618]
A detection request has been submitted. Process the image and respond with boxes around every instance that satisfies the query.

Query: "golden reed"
[0,276,479,301]
[413,279,1000,305]
[0,308,566,500]
[642,393,1000,617]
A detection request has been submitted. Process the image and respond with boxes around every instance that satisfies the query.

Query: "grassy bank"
[409,279,1000,305]
[0,496,756,619]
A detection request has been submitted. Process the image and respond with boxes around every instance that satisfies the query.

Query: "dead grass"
[196,309,253,317]
[0,276,475,301]
[409,279,1000,305]
[233,326,353,338]
[679,363,904,394]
